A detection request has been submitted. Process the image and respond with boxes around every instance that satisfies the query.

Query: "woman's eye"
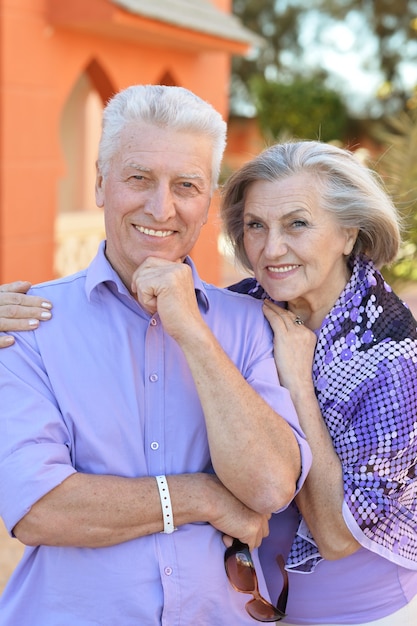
[292,219,307,228]
[245,221,263,230]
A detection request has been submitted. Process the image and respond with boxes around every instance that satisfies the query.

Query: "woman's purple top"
[230,255,417,623]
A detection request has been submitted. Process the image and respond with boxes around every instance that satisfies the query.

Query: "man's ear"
[95,163,105,208]
[201,197,212,226]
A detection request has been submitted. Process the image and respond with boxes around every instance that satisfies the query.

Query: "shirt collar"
[85,241,210,312]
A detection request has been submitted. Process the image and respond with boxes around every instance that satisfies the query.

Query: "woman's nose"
[264,231,287,257]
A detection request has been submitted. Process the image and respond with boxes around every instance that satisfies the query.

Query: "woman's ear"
[344,228,359,256]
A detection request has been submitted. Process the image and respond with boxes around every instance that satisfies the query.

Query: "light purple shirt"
[0,242,311,626]
[260,505,417,624]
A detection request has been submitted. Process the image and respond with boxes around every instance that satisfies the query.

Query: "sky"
[252,5,417,118]
[300,9,417,116]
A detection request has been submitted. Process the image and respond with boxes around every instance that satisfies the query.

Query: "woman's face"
[242,173,358,314]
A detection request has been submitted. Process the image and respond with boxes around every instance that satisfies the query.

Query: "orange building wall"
[0,0,243,285]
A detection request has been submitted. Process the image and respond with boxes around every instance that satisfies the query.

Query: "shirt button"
[149,373,158,382]
[150,441,159,450]
[164,567,173,576]
[150,318,157,326]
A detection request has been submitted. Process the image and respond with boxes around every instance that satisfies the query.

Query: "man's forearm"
[12,471,269,550]
[176,324,301,515]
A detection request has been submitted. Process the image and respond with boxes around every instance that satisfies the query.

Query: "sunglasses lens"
[225,541,287,622]
[246,598,285,622]
[225,549,256,592]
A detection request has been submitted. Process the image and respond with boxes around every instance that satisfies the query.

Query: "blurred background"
[229,0,417,299]
[2,0,417,295]
[1,0,417,593]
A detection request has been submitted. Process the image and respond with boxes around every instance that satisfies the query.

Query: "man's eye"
[176,182,199,195]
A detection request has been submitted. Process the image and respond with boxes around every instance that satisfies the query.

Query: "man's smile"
[134,225,175,238]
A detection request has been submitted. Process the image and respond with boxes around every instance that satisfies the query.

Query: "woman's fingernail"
[41,311,52,320]
[29,319,40,327]
[41,302,52,309]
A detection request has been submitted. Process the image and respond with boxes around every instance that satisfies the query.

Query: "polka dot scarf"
[229,255,417,573]
[289,255,417,572]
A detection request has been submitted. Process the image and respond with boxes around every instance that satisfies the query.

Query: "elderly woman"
[222,140,417,625]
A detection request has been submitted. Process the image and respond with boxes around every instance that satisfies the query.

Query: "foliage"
[249,76,348,142]
[232,0,417,118]
[371,110,417,287]
[231,1,417,290]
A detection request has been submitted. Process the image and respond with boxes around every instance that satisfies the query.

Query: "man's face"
[96,122,213,288]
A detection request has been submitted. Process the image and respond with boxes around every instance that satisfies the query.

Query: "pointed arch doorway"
[54,60,115,277]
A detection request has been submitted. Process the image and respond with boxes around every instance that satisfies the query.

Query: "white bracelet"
[155,475,176,534]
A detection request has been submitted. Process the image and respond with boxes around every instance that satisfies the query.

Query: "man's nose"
[144,184,176,221]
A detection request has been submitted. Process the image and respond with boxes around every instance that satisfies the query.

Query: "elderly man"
[0,85,310,625]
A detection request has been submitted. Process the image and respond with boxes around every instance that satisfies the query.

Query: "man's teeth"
[268,265,299,273]
[135,226,174,238]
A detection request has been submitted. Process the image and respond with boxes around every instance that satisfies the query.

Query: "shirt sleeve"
[0,332,76,533]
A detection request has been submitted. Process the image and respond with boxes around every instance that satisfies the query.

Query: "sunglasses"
[224,538,288,623]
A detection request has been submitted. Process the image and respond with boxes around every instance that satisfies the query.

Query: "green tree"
[372,110,417,286]
[232,0,417,118]
[232,1,417,289]
[250,76,348,142]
